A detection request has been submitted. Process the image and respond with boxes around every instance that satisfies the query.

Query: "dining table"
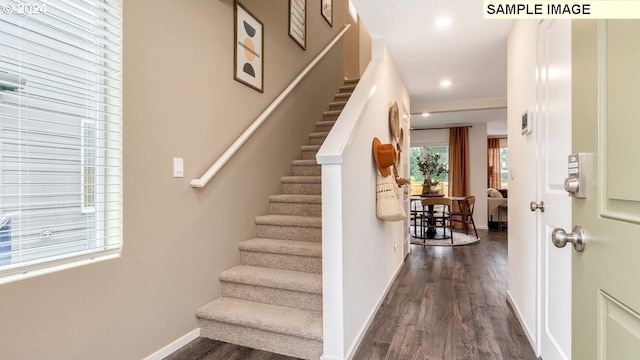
[410,195,466,239]
[411,193,443,239]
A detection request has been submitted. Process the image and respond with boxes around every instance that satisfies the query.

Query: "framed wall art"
[289,0,306,49]
[234,1,264,92]
[321,0,333,27]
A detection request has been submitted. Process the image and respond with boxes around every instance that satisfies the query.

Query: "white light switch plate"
[173,158,184,178]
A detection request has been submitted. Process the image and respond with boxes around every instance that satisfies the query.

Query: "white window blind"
[0,0,122,280]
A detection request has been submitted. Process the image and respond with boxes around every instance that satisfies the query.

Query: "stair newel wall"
[316,40,410,360]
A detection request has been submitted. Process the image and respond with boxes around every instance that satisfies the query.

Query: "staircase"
[196,79,358,360]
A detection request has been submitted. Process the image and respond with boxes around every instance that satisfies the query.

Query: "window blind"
[0,0,122,280]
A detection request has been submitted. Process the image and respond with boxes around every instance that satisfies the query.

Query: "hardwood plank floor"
[353,230,536,360]
[166,230,536,360]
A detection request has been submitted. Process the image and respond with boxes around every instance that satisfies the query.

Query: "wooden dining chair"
[410,198,425,238]
[450,195,479,239]
[421,197,453,243]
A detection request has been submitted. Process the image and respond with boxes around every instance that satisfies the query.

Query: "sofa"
[487,188,508,228]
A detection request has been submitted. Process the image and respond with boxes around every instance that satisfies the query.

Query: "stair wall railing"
[190,24,351,188]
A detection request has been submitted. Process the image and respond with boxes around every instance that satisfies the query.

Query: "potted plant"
[416,153,448,194]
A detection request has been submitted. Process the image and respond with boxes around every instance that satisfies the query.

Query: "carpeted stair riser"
[329,101,346,111]
[282,183,321,195]
[270,201,321,217]
[281,176,321,195]
[256,224,321,242]
[301,145,321,160]
[241,251,322,273]
[308,132,329,145]
[269,193,321,216]
[323,111,341,121]
[221,282,322,312]
[344,78,359,85]
[315,121,336,133]
[339,84,356,93]
[238,238,322,273]
[292,161,320,176]
[199,321,322,360]
[334,93,351,101]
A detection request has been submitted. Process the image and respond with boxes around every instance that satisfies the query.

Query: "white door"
[572,20,640,359]
[536,19,573,360]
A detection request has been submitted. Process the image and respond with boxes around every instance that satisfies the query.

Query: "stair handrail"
[190,24,351,188]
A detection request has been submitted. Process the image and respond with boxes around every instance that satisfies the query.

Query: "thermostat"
[521,111,532,135]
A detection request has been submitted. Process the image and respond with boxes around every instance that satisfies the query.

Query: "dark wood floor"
[353,230,536,360]
[166,230,536,360]
[163,337,299,360]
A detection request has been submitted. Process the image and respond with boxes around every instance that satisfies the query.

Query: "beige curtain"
[449,127,470,229]
[488,138,501,189]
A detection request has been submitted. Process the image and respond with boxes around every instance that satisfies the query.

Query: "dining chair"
[410,198,425,238]
[421,197,453,243]
[450,195,479,239]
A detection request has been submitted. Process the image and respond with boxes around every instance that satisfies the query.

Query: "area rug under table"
[410,231,480,247]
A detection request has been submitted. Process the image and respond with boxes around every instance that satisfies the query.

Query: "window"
[410,145,449,194]
[500,147,508,189]
[0,0,122,281]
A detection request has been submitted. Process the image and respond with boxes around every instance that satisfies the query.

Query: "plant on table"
[416,153,448,189]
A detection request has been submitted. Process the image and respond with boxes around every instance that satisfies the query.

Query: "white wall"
[409,126,488,230]
[318,39,408,360]
[506,19,539,350]
[469,124,488,229]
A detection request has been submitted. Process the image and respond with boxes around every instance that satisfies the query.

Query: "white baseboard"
[142,328,200,360]
[506,291,537,356]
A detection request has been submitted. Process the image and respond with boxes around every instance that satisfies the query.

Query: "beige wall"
[359,21,372,75]
[344,16,372,79]
[0,1,353,359]
[344,15,360,79]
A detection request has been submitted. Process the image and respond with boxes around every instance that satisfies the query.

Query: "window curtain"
[488,138,501,189]
[449,127,470,229]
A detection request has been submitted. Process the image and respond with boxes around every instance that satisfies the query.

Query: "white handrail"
[190,24,351,188]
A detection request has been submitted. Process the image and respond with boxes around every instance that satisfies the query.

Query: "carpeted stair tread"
[339,84,356,92]
[281,176,321,184]
[334,93,351,100]
[239,238,322,257]
[301,145,322,151]
[269,194,321,204]
[309,132,329,138]
[196,297,323,341]
[316,120,336,127]
[323,110,342,117]
[220,265,322,294]
[292,159,318,166]
[344,79,359,85]
[329,102,347,111]
[255,214,322,228]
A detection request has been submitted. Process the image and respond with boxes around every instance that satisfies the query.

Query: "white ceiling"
[350,0,512,136]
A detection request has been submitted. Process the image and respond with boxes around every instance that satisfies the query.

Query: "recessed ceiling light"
[435,17,453,28]
[439,79,452,88]
[421,113,430,117]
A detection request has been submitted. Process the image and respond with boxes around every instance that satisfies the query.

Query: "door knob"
[530,201,545,212]
[552,226,586,252]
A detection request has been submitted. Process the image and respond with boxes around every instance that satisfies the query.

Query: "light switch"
[173,157,184,178]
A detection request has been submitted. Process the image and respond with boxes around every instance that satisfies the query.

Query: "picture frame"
[289,0,306,50]
[321,0,333,27]
[234,1,264,92]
